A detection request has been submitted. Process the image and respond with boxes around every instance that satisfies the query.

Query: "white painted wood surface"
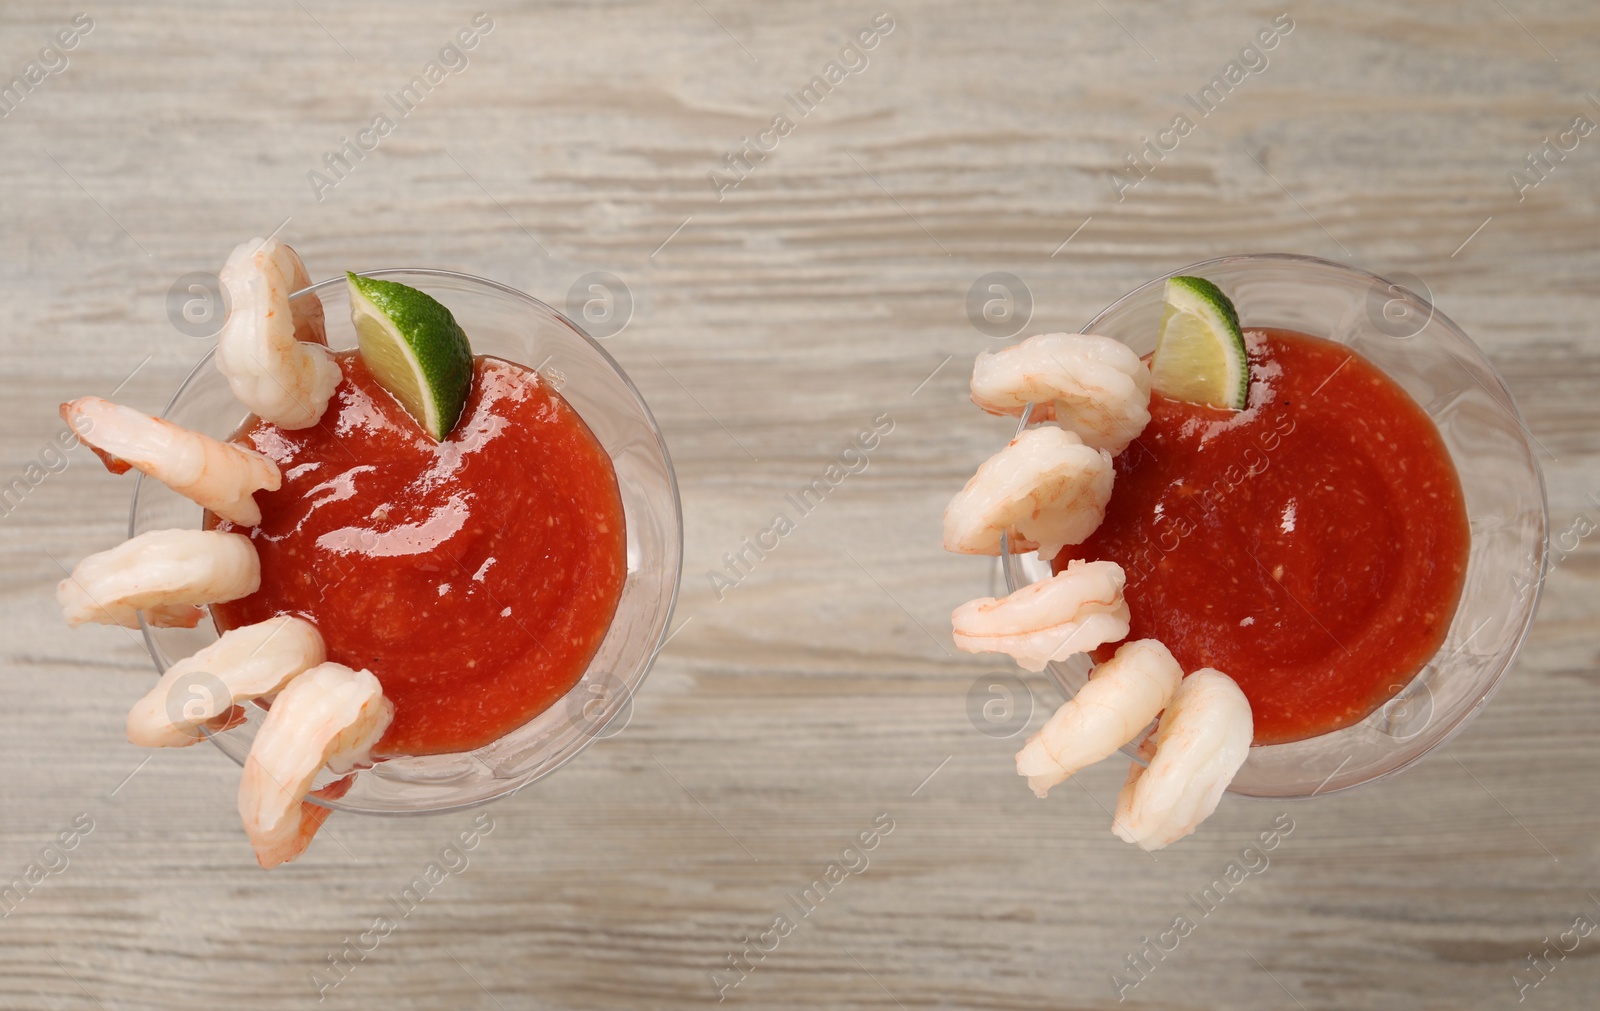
[2,1,1598,1008]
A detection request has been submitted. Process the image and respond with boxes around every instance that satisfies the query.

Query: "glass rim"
[131,267,685,814]
[1003,252,1549,799]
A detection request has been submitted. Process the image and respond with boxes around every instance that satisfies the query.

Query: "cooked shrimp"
[971,333,1152,453]
[951,559,1129,672]
[216,237,341,430]
[1014,639,1182,797]
[238,663,393,868]
[1112,668,1253,851]
[126,616,325,748]
[60,397,281,526]
[942,426,1114,557]
[57,529,259,629]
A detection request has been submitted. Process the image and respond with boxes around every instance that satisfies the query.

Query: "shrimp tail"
[62,401,134,474]
[282,243,328,346]
[255,776,352,869]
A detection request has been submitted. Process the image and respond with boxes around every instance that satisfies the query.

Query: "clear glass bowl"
[1002,253,1548,799]
[132,269,683,814]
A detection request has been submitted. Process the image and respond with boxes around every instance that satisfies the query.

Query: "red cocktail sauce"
[211,353,627,756]
[1060,329,1469,745]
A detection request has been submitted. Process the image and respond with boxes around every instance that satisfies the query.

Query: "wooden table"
[3,2,1597,1007]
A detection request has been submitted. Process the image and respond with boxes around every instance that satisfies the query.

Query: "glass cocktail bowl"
[132,270,683,815]
[1001,253,1547,799]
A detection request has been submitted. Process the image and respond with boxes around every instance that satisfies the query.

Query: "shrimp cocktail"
[938,256,1532,851]
[57,238,679,867]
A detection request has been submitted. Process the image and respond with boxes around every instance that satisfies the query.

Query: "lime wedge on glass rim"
[1150,275,1249,410]
[346,273,474,441]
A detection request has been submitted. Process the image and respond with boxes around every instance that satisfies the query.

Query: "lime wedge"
[1150,275,1249,410]
[346,273,474,440]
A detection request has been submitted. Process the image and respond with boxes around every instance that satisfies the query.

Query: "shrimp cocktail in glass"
[57,238,682,867]
[941,254,1546,849]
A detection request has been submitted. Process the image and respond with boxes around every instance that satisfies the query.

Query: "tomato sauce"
[211,353,627,756]
[1061,329,1469,745]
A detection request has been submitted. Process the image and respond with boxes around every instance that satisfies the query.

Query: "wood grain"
[2,1,1599,1008]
